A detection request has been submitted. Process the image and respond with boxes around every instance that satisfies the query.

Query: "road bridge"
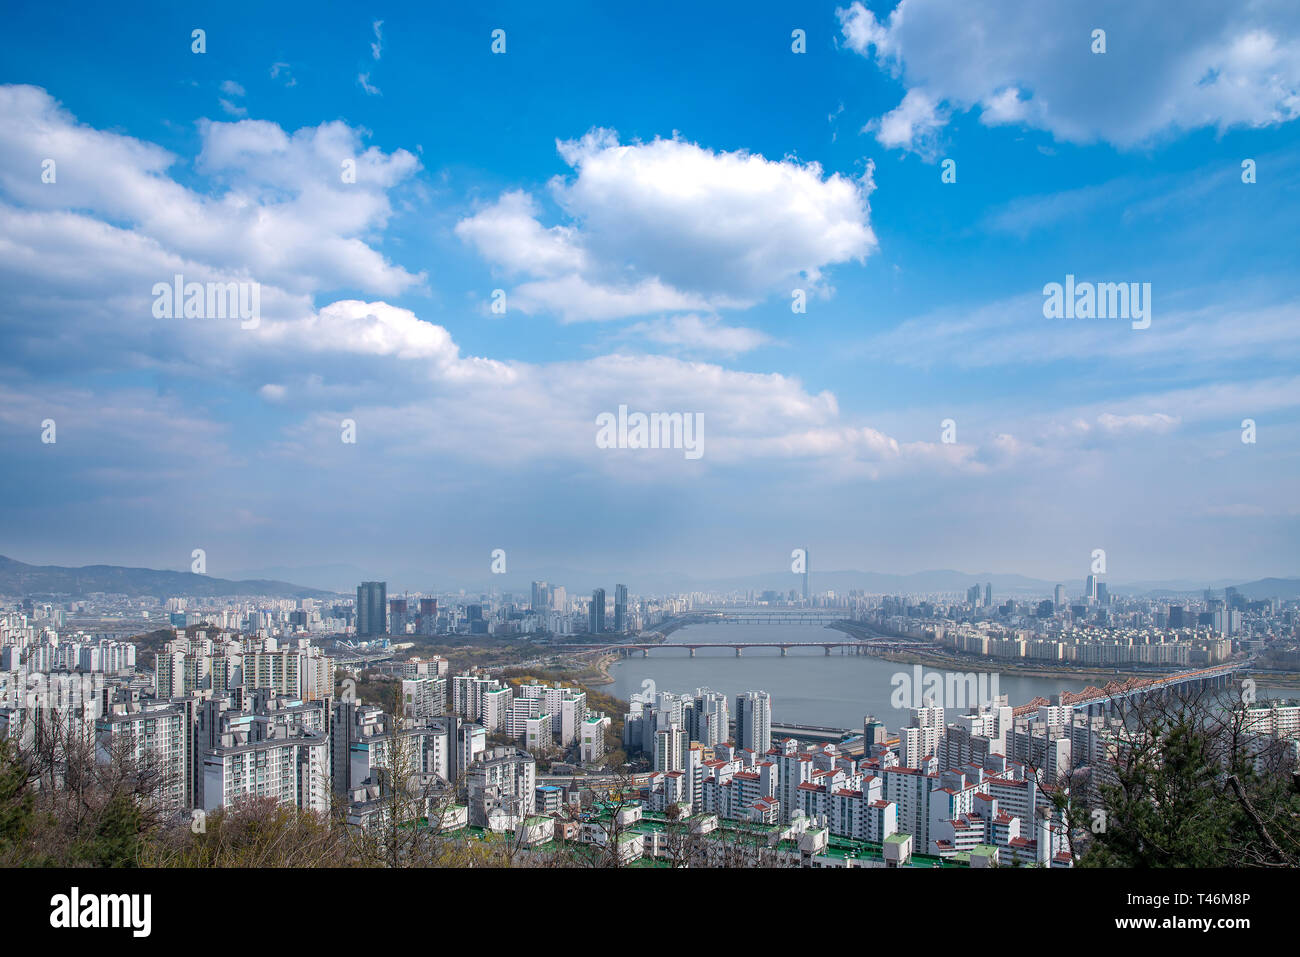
[1012,662,1246,716]
[552,641,917,657]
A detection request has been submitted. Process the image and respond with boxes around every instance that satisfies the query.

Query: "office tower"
[1054,584,1065,608]
[1085,574,1098,602]
[590,588,606,633]
[614,584,627,633]
[984,583,992,607]
[1096,582,1109,605]
[356,581,387,637]
[735,690,772,754]
[802,547,810,602]
[530,580,549,612]
[388,598,408,635]
[551,586,566,612]
[417,598,438,636]
[1169,605,1185,628]
[967,584,981,606]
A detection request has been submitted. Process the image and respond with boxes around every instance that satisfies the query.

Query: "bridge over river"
[551,640,918,657]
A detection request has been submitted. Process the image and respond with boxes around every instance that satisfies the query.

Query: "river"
[608,623,1098,733]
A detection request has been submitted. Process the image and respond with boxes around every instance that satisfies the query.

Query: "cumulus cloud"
[839,0,1300,153]
[0,84,937,486]
[456,129,876,320]
[0,86,423,297]
[870,88,946,158]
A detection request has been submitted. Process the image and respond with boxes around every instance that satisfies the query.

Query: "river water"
[607,623,1098,733]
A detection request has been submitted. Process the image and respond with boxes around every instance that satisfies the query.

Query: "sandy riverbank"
[586,652,619,686]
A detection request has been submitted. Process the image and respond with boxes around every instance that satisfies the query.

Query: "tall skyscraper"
[1054,584,1065,609]
[1086,574,1098,602]
[356,581,387,637]
[984,583,992,607]
[614,584,627,632]
[735,690,772,755]
[417,598,438,636]
[589,588,605,634]
[530,580,549,612]
[802,547,809,602]
[388,598,408,635]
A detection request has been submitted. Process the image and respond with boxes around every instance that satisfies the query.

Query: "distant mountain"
[1230,578,1300,600]
[227,563,372,594]
[0,555,339,599]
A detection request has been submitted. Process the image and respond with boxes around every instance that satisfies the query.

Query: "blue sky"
[1,0,1298,591]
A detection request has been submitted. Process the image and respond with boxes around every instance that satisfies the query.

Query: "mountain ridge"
[0,555,339,599]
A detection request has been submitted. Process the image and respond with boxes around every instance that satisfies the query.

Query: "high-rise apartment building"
[734,690,772,755]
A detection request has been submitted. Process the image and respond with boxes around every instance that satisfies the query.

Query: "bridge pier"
[735,647,743,657]
[824,646,832,655]
[689,647,696,657]
[780,646,788,656]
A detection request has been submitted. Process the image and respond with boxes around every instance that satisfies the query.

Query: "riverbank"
[586,651,619,686]
[828,622,1206,684]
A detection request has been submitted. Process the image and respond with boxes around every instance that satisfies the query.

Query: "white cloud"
[839,0,1300,151]
[863,291,1300,373]
[270,63,297,87]
[371,20,384,60]
[624,314,774,356]
[870,88,946,158]
[1096,412,1180,434]
[0,86,423,298]
[456,129,876,320]
[358,73,381,96]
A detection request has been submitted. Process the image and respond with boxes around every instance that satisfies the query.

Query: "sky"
[1,0,1298,592]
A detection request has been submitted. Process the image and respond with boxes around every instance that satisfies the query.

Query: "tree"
[1078,686,1300,867]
